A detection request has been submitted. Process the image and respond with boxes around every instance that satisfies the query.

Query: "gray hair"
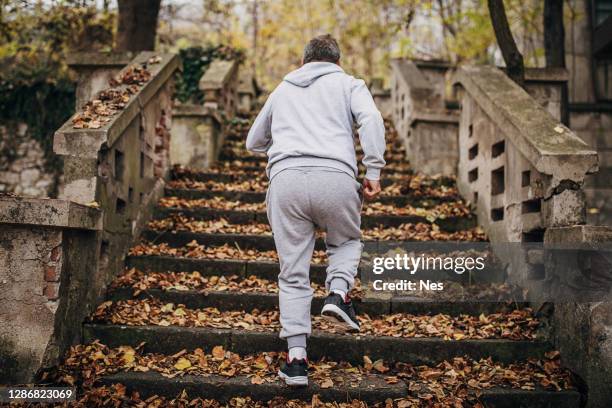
[303,34,341,64]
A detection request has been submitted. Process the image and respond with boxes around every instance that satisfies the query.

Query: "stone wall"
[0,123,56,198]
[0,52,180,383]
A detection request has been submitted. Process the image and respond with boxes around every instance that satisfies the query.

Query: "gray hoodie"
[246,62,386,180]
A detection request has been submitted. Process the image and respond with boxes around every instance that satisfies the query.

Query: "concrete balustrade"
[390,59,459,176]
[171,58,240,169]
[199,59,239,117]
[454,65,598,242]
[390,59,570,178]
[454,66,611,405]
[0,51,180,383]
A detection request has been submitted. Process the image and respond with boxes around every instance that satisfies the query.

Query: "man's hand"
[363,178,381,201]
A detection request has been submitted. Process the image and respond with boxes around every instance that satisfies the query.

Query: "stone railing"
[55,51,179,284]
[390,59,569,177]
[171,58,240,169]
[390,59,459,176]
[391,59,611,406]
[199,59,239,118]
[0,51,180,383]
[454,65,598,242]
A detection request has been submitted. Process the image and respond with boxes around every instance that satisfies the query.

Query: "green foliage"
[175,44,244,104]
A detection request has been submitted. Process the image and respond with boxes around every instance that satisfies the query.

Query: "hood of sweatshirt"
[283,62,344,87]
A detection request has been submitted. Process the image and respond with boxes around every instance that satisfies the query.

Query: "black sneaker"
[321,293,360,332]
[278,357,308,386]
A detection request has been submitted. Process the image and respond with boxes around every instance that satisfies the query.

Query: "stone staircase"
[53,116,582,407]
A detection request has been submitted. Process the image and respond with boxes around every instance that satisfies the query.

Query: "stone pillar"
[199,59,239,117]
[0,197,101,383]
[408,112,459,176]
[66,52,133,110]
[237,68,258,115]
[170,105,223,169]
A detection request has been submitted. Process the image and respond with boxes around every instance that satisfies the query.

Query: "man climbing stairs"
[51,117,582,407]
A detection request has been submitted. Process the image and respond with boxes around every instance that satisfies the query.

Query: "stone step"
[96,371,580,407]
[97,370,406,405]
[126,255,327,283]
[152,207,477,232]
[140,230,481,255]
[218,154,267,163]
[170,170,406,188]
[126,253,486,284]
[165,188,461,207]
[107,286,527,317]
[173,165,415,182]
[83,323,551,365]
[218,152,408,166]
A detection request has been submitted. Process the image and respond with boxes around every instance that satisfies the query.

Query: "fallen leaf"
[320,378,334,388]
[174,357,192,370]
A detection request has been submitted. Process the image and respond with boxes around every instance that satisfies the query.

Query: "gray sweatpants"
[266,167,363,348]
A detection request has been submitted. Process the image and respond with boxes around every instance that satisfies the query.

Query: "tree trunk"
[544,0,565,67]
[116,0,162,52]
[251,0,259,77]
[488,0,525,87]
[544,0,569,125]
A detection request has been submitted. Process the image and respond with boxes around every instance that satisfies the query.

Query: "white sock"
[332,289,347,300]
[288,346,307,361]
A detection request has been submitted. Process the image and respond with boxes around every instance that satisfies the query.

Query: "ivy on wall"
[175,45,244,104]
[0,75,74,173]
